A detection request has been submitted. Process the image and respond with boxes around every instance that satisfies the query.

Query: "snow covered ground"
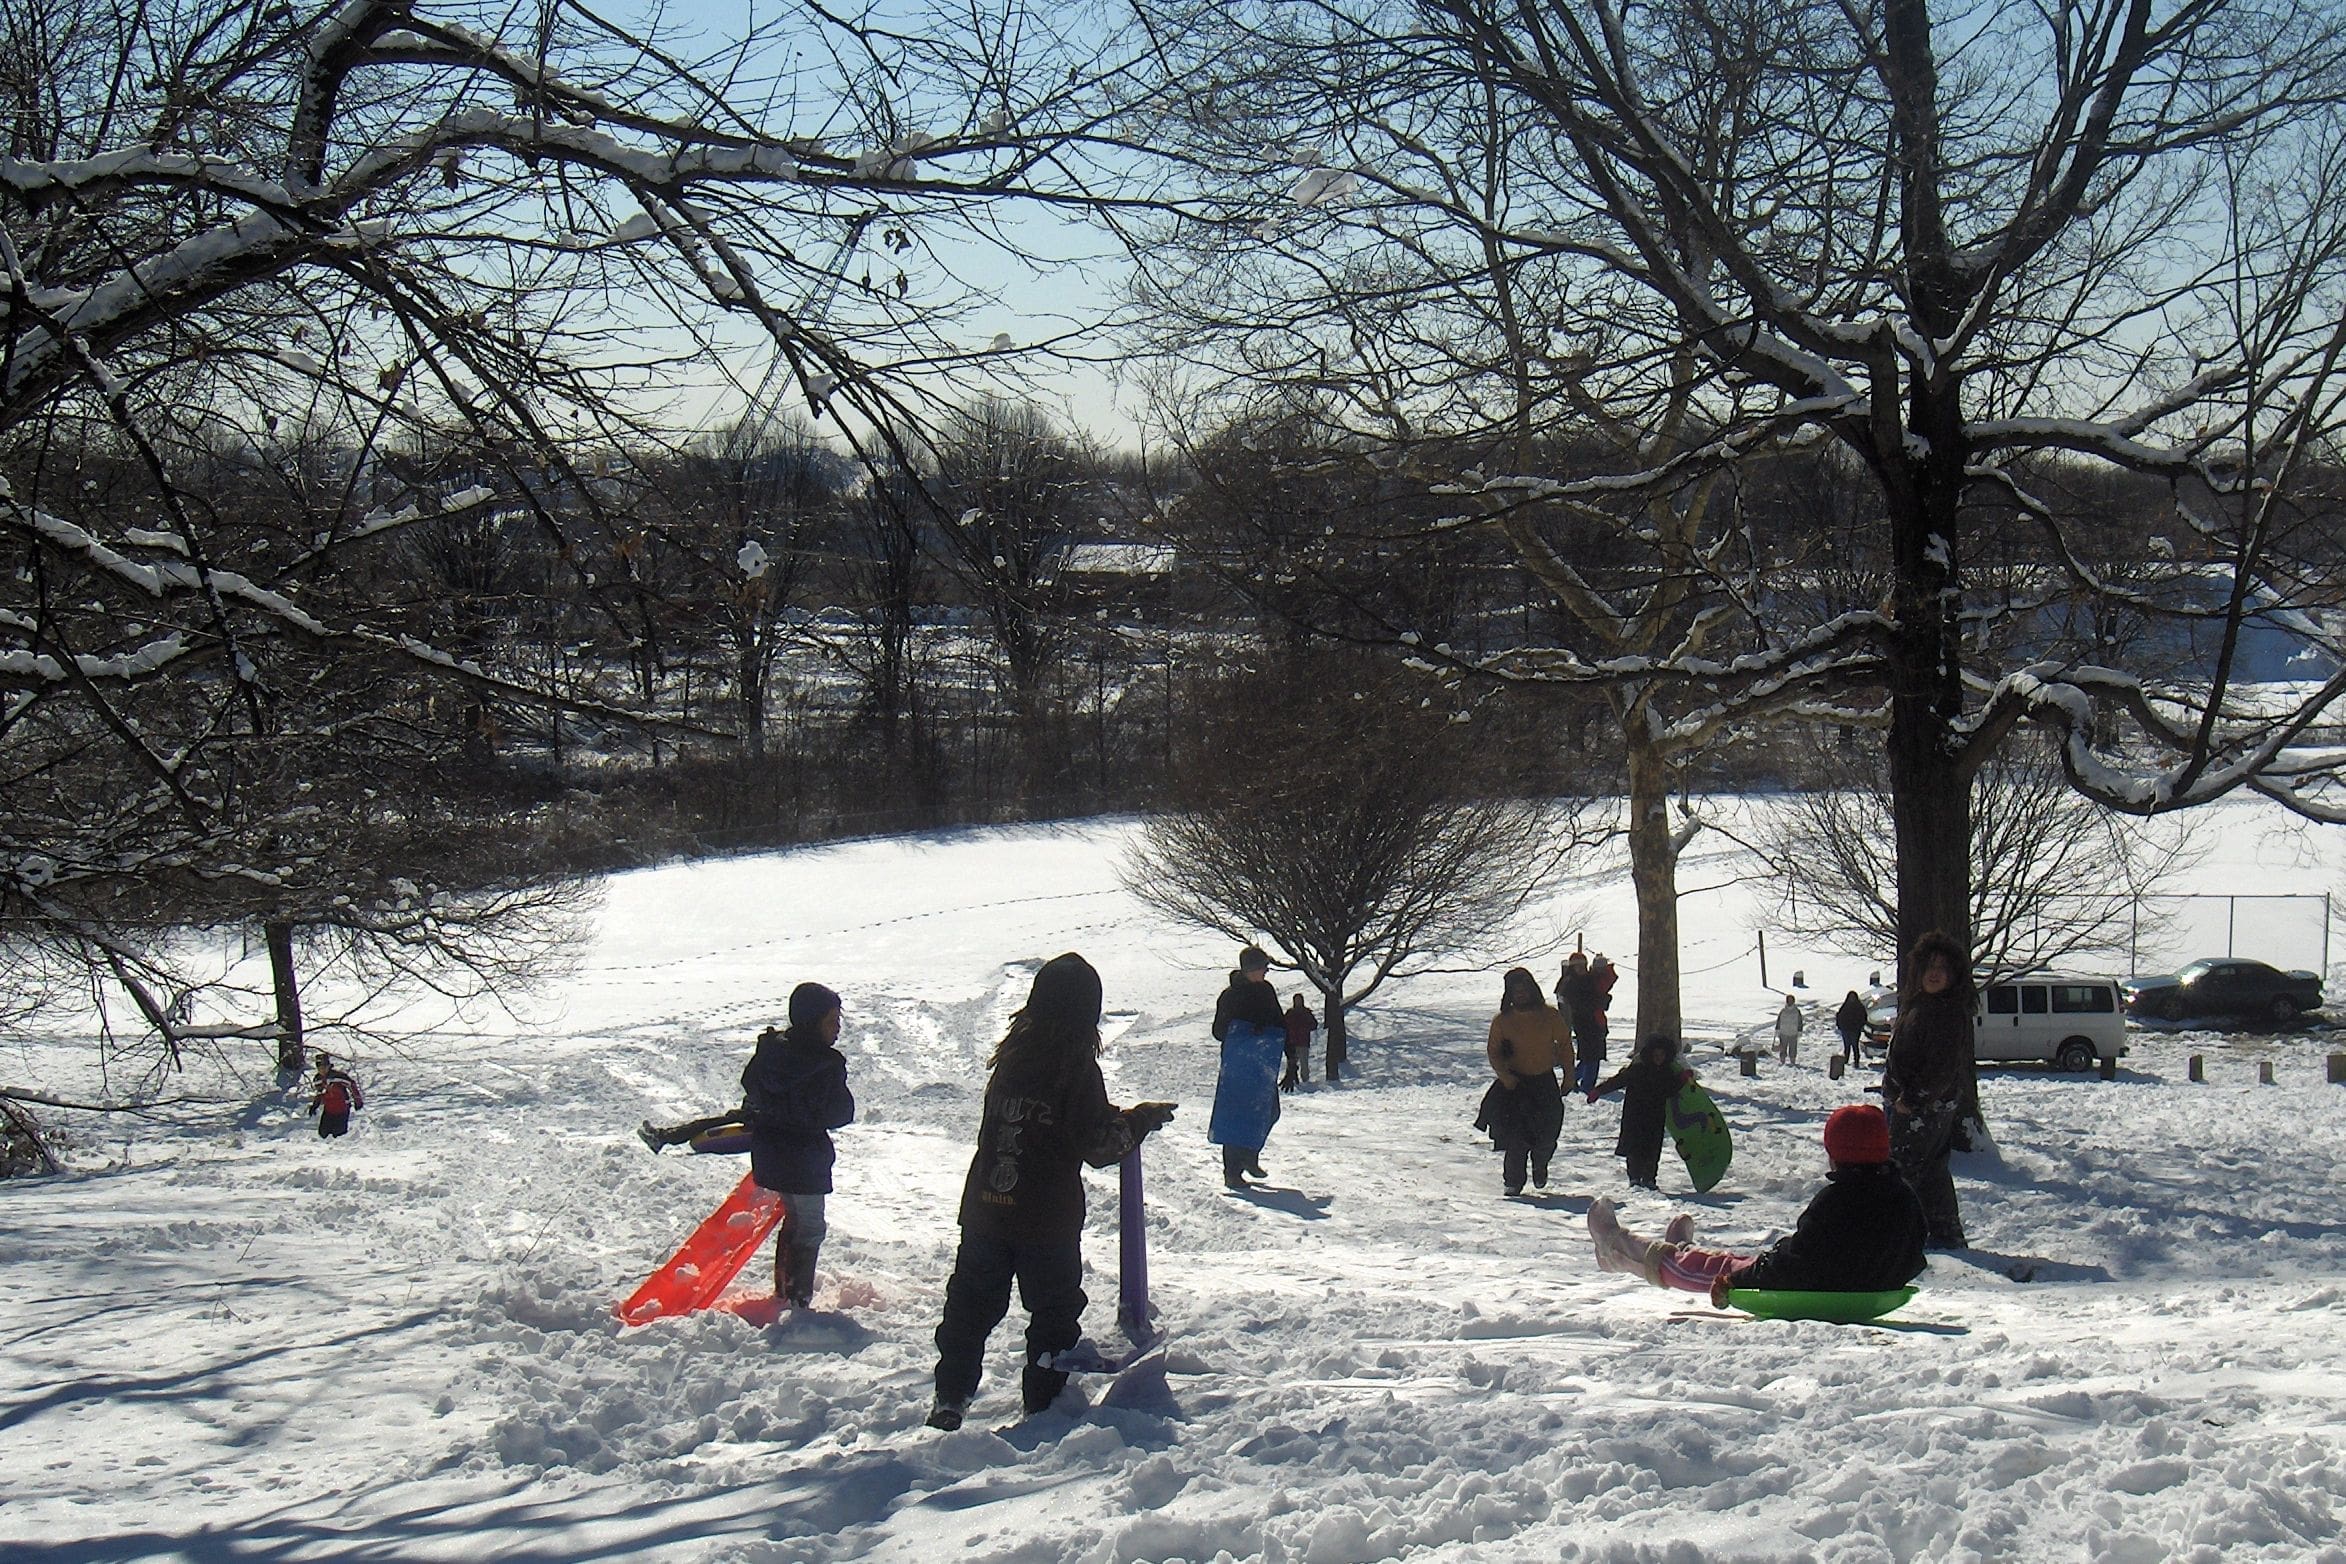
[5,796,2345,1562]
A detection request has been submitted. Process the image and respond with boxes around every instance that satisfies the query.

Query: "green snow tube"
[1724,1286,1918,1323]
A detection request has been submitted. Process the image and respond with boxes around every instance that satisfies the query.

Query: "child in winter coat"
[308,1053,363,1137]
[1279,993,1319,1092]
[1774,995,1803,1065]
[928,954,1176,1429]
[1586,1104,1927,1301]
[741,982,855,1308]
[1587,1034,1684,1189]
[1834,990,1870,1066]
[1883,930,1976,1249]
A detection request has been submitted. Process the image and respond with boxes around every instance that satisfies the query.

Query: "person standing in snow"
[1557,951,1606,1094]
[1478,967,1570,1195]
[1587,1034,1684,1191]
[1210,946,1287,1189]
[1774,994,1803,1065]
[741,983,855,1308]
[1883,931,1973,1250]
[1586,1104,1925,1299]
[1279,992,1319,1092]
[927,953,1176,1429]
[1835,990,1870,1067]
[308,1052,363,1137]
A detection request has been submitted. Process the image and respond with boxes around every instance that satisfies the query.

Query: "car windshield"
[2177,959,2220,981]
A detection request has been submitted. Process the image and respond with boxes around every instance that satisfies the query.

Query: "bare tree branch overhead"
[1121,0,2346,992]
[0,0,1161,1059]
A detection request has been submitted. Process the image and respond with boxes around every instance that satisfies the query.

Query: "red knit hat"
[1822,1104,1891,1165]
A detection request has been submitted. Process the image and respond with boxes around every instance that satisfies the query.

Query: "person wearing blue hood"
[740,981,855,1309]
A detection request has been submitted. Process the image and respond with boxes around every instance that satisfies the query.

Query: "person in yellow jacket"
[1476,968,1571,1194]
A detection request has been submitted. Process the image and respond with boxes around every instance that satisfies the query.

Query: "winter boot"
[637,1120,664,1153]
[925,1397,966,1432]
[1587,1197,1662,1284]
[781,1244,819,1308]
[1021,1363,1069,1415]
[1663,1213,1695,1246]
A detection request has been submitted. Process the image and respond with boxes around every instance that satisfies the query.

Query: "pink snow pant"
[1653,1246,1755,1295]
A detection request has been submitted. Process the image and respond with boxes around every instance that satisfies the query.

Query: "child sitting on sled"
[1587,1103,1926,1304]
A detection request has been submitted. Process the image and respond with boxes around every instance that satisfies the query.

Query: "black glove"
[1127,1101,1177,1136]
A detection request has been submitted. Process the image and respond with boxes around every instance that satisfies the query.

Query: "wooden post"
[1740,1051,1759,1078]
[2099,1052,2117,1081]
[2188,1055,2204,1083]
[2328,1054,2346,1085]
[2258,1060,2275,1085]
[1828,1055,1846,1081]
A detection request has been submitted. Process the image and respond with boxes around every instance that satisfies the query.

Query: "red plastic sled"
[615,1172,784,1326]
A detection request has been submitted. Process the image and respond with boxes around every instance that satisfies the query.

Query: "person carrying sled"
[1834,990,1870,1067]
[927,953,1176,1430]
[1210,946,1286,1189]
[1585,1104,1926,1302]
[1774,994,1803,1066]
[308,1053,363,1138]
[741,983,855,1309]
[1280,992,1319,1092]
[1883,932,1974,1250]
[1587,1033,1684,1191]
[1557,951,1607,1094]
[1477,967,1570,1195]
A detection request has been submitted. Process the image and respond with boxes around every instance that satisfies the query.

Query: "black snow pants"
[933,1233,1086,1414]
[1892,1102,1966,1248]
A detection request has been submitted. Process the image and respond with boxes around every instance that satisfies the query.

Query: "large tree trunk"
[1320,983,1347,1081]
[1622,730,1682,1047]
[266,919,305,1076]
[1883,382,1975,974]
[1882,381,1986,1131]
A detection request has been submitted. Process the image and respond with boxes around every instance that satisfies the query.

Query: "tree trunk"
[1882,382,1985,1130]
[1622,731,1682,1046]
[1883,388,1975,973]
[1320,983,1347,1081]
[266,919,305,1075]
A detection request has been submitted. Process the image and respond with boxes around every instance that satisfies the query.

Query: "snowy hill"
[5,800,2345,1561]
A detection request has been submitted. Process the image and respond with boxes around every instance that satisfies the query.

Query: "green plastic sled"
[1724,1285,1918,1323]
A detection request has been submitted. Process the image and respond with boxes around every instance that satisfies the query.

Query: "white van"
[1975,975,2128,1072]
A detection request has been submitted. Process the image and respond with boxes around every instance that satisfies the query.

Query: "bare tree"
[1754,742,2200,984]
[1125,0,2346,1004]
[1,0,1153,1078]
[1121,652,1595,1070]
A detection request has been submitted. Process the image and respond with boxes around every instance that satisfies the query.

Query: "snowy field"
[5,796,2345,1563]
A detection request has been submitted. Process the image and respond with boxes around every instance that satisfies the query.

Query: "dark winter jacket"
[1591,1052,1683,1158]
[741,1026,855,1194]
[957,1051,1141,1244]
[1476,1071,1565,1156]
[1883,991,1972,1115]
[1737,1162,1928,1293]
[1835,993,1871,1042]
[1213,974,1284,1040]
[1282,1003,1319,1050]
[1557,968,1604,1050]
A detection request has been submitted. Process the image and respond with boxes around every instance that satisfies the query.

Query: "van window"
[2052,984,2114,1013]
[2020,987,2048,1014]
[1985,986,2019,1015]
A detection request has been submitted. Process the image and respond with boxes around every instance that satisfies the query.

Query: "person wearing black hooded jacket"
[927,953,1176,1430]
[741,982,855,1307]
[1882,931,1973,1249]
[1587,1033,1684,1190]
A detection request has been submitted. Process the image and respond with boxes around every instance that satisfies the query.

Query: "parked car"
[1857,972,2128,1073]
[2122,958,2324,1027]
